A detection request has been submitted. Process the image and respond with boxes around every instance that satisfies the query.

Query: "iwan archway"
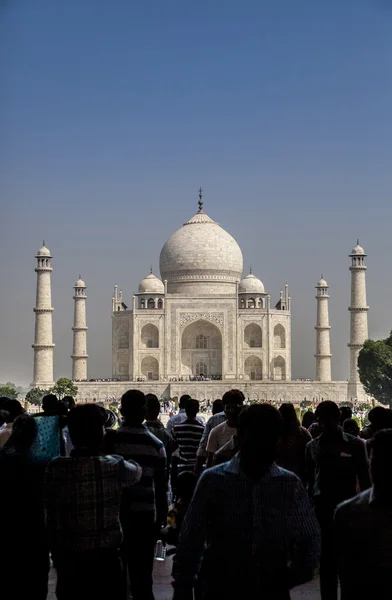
[181,320,222,378]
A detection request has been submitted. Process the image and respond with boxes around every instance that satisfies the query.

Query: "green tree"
[0,383,18,399]
[25,387,49,407]
[358,331,392,408]
[50,377,78,400]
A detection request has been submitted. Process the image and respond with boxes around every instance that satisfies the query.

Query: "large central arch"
[181,319,222,377]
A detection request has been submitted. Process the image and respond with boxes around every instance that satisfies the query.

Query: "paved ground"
[47,558,321,599]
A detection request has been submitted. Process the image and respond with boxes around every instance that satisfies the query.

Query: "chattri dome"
[36,243,51,257]
[239,273,265,294]
[351,243,365,255]
[316,278,328,287]
[138,273,164,294]
[159,195,243,294]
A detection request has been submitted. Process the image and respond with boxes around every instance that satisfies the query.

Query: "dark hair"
[368,407,392,432]
[278,403,299,434]
[3,399,24,423]
[302,410,315,429]
[63,396,76,411]
[212,399,223,415]
[368,429,392,490]
[179,394,191,409]
[5,413,37,452]
[145,394,160,419]
[176,471,197,501]
[222,390,244,407]
[340,406,353,423]
[42,394,59,414]
[0,397,9,410]
[343,418,360,437]
[185,399,199,419]
[238,404,283,469]
[315,400,340,422]
[121,390,146,422]
[67,404,105,451]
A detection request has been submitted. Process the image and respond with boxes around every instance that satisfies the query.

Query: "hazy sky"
[1,0,391,386]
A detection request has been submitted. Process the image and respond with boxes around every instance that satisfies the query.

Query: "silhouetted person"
[342,418,360,438]
[335,429,392,599]
[339,406,353,426]
[212,398,223,415]
[277,403,311,484]
[0,399,24,447]
[45,404,141,600]
[301,410,316,430]
[0,414,49,600]
[105,390,167,600]
[306,400,370,600]
[174,405,320,600]
[205,390,244,468]
[195,390,245,474]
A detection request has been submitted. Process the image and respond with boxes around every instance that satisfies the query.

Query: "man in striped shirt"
[105,390,167,600]
[172,399,205,474]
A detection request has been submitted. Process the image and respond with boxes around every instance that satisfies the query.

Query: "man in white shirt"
[206,390,244,468]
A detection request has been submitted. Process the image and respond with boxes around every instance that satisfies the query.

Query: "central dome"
[159,204,243,295]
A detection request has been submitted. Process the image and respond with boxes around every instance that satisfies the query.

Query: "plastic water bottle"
[155,540,166,561]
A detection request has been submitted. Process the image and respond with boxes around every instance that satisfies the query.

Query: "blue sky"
[1,0,391,385]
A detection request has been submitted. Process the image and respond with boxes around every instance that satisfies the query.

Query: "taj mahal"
[31,190,369,404]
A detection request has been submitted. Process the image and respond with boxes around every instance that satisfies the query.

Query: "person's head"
[120,390,146,424]
[340,406,353,424]
[368,407,392,434]
[67,404,106,452]
[343,418,360,437]
[63,396,76,411]
[238,404,283,472]
[0,397,9,411]
[179,395,191,410]
[278,403,299,433]
[302,410,315,429]
[315,401,341,433]
[5,413,37,452]
[185,399,199,420]
[212,399,223,415]
[176,471,197,502]
[3,399,24,423]
[222,390,244,426]
[42,394,59,414]
[145,394,160,420]
[368,429,392,495]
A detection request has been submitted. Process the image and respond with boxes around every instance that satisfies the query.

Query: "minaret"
[315,276,332,382]
[32,242,55,387]
[348,242,369,399]
[72,277,88,381]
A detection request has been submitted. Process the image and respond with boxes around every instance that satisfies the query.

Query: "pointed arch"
[141,323,159,348]
[273,355,286,380]
[244,355,262,380]
[244,323,262,348]
[274,324,286,348]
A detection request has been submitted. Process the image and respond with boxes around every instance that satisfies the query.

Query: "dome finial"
[357,238,359,245]
[249,265,252,274]
[321,273,323,279]
[43,240,45,247]
[150,265,153,275]
[198,187,203,212]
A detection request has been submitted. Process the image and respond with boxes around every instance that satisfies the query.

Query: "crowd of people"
[0,390,392,600]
